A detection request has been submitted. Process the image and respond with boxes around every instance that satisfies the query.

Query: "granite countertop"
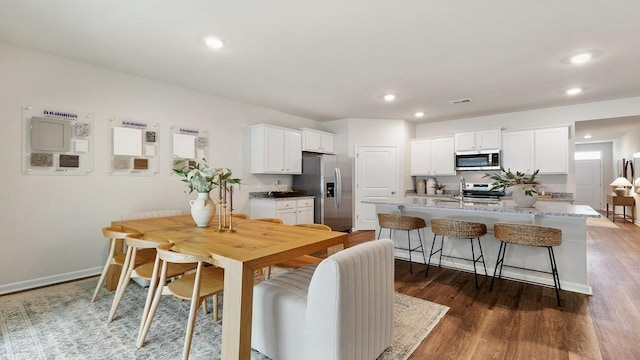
[364,196,599,218]
[405,191,574,202]
[249,191,315,200]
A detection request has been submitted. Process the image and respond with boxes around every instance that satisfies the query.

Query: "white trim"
[0,267,101,295]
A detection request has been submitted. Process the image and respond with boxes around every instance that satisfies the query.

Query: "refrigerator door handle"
[335,167,342,209]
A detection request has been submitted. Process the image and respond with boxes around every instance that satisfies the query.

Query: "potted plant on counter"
[484,167,540,207]
[432,180,447,195]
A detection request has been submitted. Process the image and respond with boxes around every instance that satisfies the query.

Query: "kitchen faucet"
[459,177,465,200]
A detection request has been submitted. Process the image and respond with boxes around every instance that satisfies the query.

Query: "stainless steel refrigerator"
[293,153,353,232]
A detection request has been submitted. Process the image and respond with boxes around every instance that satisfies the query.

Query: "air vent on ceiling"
[450,98,472,104]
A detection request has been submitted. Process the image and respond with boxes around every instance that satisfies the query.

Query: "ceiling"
[575,116,640,144]
[1,1,640,127]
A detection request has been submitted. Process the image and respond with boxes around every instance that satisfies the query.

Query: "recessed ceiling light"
[570,53,592,64]
[204,37,225,49]
[414,111,425,118]
[584,135,592,139]
[566,87,582,95]
[383,94,397,102]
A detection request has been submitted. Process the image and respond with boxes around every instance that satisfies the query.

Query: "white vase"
[190,192,216,227]
[511,186,538,208]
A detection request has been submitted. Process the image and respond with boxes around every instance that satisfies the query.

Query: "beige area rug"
[0,277,448,360]
[587,216,620,228]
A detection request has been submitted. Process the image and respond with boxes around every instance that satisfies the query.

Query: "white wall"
[612,124,640,223]
[0,43,320,293]
[323,118,416,192]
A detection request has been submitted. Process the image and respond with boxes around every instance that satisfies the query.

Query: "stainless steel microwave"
[455,151,500,171]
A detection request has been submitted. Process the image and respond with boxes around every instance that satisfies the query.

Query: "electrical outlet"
[273,180,279,186]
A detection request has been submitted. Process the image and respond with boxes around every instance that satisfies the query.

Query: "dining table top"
[112,214,349,270]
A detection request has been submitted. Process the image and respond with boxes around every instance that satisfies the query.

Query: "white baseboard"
[0,267,102,295]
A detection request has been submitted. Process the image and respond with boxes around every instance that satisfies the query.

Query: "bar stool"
[491,222,563,306]
[428,218,487,288]
[377,213,427,274]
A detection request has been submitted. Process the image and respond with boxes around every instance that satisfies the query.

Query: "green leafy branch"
[173,157,241,194]
[483,166,540,196]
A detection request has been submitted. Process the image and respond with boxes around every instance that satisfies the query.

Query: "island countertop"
[363,196,599,218]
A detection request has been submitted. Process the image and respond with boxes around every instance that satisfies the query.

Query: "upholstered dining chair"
[92,226,152,302]
[264,223,329,279]
[252,238,395,360]
[107,234,196,323]
[137,243,224,360]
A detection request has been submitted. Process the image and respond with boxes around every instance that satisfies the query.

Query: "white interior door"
[575,159,603,210]
[354,145,399,230]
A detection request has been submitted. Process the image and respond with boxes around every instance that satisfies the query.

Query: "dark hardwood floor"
[348,217,640,359]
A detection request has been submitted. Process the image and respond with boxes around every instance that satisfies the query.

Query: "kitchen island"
[364,197,600,294]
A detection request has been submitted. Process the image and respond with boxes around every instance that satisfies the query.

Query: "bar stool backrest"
[377,213,426,231]
[494,222,562,247]
[430,218,487,238]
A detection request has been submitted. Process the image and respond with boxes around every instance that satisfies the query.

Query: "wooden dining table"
[112,214,349,360]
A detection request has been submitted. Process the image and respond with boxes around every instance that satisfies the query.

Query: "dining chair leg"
[137,254,161,342]
[213,294,219,322]
[137,260,168,348]
[182,263,203,360]
[108,246,137,322]
[91,239,117,302]
[202,298,209,315]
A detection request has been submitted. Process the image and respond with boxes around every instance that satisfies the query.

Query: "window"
[575,151,601,160]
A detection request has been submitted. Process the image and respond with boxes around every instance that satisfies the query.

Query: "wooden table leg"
[221,259,255,360]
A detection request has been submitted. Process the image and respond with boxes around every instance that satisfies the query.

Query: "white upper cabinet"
[454,128,501,152]
[410,136,455,176]
[534,127,568,174]
[301,128,335,154]
[502,126,568,175]
[502,130,534,173]
[251,124,302,174]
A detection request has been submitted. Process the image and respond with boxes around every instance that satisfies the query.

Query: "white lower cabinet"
[250,198,315,225]
[296,198,315,224]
